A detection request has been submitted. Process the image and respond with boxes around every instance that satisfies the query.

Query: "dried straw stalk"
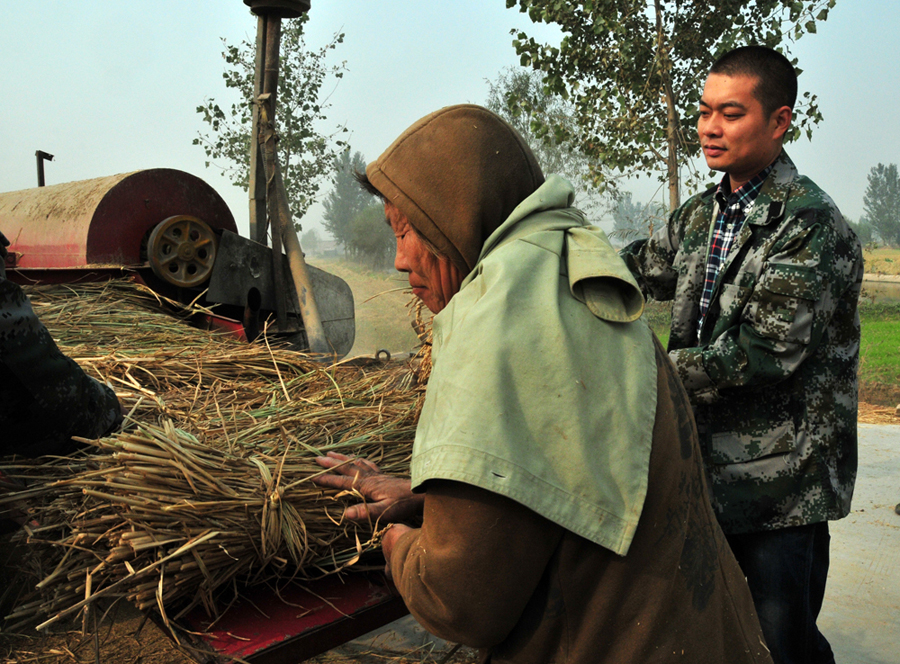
[1,279,429,632]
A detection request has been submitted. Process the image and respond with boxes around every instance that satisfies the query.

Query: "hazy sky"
[1,1,897,239]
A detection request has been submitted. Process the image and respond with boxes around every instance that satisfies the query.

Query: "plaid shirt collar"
[714,165,772,214]
[696,164,773,340]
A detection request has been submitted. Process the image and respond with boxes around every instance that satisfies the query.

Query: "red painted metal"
[197,311,249,342]
[181,572,408,663]
[0,169,237,269]
[4,266,140,286]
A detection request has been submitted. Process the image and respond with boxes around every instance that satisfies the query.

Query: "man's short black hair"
[710,45,797,117]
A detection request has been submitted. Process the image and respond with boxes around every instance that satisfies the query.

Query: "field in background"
[856,303,900,406]
[310,258,422,358]
[863,247,900,276]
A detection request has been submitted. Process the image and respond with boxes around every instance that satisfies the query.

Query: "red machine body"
[0,169,237,272]
[0,169,355,356]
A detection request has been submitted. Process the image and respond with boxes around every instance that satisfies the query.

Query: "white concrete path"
[821,423,900,664]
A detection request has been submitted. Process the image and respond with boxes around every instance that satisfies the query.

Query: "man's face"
[698,73,790,191]
[386,202,461,314]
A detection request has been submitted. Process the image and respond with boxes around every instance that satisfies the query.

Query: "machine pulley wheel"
[147,216,218,288]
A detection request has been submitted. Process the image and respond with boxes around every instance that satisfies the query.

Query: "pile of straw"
[0,279,426,632]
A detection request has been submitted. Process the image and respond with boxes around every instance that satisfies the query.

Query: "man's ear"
[771,105,793,141]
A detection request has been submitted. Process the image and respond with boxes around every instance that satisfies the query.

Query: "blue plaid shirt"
[697,166,772,341]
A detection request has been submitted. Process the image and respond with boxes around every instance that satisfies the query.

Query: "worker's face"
[386,202,462,314]
[698,73,791,191]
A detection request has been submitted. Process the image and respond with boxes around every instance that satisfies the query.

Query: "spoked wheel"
[147,215,218,288]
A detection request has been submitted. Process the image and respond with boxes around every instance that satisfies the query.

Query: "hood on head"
[366,104,544,273]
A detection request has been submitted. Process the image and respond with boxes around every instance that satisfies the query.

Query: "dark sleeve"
[0,278,122,456]
[389,480,563,648]
[619,207,683,302]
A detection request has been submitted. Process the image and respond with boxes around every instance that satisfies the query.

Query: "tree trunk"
[655,0,680,212]
[664,77,680,212]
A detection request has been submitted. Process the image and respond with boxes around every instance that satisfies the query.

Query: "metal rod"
[35,150,54,187]
[273,163,330,355]
[248,16,268,245]
[260,16,288,330]
[256,16,330,354]
[262,16,281,115]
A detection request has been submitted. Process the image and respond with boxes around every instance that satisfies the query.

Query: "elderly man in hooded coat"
[315,105,772,664]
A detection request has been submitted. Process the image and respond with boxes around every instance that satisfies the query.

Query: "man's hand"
[313,452,423,523]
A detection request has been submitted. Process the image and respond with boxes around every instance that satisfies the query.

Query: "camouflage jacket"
[621,153,863,534]
[1,232,122,458]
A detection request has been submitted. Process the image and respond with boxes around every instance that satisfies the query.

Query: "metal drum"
[0,169,237,286]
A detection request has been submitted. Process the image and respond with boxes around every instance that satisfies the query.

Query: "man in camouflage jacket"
[1,231,122,459]
[621,46,863,664]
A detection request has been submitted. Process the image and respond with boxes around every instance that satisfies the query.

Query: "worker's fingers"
[309,472,351,490]
[343,503,374,520]
[314,454,346,471]
[313,455,365,479]
[344,497,397,522]
[357,457,382,473]
[315,452,382,476]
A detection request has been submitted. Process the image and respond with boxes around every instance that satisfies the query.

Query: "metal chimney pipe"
[35,150,54,187]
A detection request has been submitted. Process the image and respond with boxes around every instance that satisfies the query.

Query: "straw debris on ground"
[0,279,428,638]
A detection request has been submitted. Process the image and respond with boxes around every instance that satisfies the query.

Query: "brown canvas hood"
[366,104,544,272]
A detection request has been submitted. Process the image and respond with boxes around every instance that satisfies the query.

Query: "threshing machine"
[0,0,412,659]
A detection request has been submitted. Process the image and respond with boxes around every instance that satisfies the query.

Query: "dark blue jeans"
[726,522,835,664]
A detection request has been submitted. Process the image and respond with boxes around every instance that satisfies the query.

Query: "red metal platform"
[180,572,409,663]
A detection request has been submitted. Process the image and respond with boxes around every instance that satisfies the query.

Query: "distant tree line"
[852,163,900,248]
[322,150,395,270]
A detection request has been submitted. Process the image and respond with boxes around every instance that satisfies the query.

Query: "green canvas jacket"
[412,176,657,555]
[621,152,864,534]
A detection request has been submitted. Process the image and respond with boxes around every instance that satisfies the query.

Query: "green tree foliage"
[863,163,900,247]
[486,68,598,187]
[505,0,835,211]
[846,217,874,248]
[486,66,612,218]
[348,204,395,270]
[322,150,377,250]
[300,227,321,254]
[194,14,347,223]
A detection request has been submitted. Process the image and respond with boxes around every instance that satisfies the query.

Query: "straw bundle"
[0,279,428,632]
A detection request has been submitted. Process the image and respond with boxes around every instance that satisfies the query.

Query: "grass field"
[857,302,900,404]
[309,257,422,358]
[863,247,900,275]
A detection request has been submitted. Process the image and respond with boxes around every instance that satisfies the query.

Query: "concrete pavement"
[820,424,900,664]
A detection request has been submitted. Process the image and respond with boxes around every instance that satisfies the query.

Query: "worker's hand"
[381,523,413,581]
[312,452,423,523]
